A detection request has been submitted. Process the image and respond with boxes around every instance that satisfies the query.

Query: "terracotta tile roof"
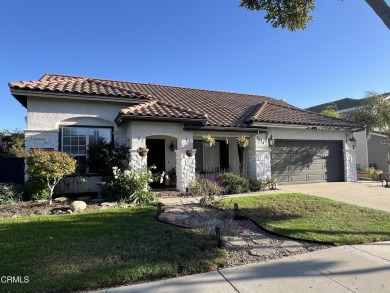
[246,101,363,129]
[9,73,363,130]
[119,101,207,121]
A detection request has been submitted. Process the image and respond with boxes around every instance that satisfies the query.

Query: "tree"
[0,129,25,158]
[240,0,390,31]
[26,149,76,205]
[343,91,390,137]
[320,105,340,118]
[87,141,128,175]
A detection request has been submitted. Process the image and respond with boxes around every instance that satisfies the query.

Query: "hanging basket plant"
[202,134,216,147]
[137,147,149,157]
[236,136,249,148]
[186,149,197,157]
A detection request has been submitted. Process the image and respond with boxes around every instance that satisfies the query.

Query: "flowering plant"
[103,164,157,204]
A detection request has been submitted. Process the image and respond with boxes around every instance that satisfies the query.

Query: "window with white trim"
[61,127,112,173]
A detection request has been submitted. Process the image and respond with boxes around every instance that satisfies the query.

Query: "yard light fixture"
[169,141,175,152]
[268,135,275,149]
[349,136,356,150]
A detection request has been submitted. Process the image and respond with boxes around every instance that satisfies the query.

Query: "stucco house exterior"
[306,97,390,172]
[9,74,363,193]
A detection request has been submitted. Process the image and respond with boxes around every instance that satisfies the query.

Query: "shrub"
[103,166,157,204]
[87,141,128,175]
[218,172,249,194]
[367,167,382,180]
[0,182,23,205]
[26,149,76,205]
[249,177,277,192]
[188,175,224,197]
[24,178,49,200]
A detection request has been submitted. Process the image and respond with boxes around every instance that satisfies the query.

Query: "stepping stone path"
[158,204,331,267]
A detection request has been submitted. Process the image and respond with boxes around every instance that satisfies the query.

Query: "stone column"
[247,134,272,180]
[175,149,196,192]
[128,149,147,172]
[344,149,357,182]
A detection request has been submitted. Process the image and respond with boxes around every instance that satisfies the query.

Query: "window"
[61,127,112,173]
[194,141,220,172]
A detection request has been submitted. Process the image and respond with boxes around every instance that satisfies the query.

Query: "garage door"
[271,140,344,184]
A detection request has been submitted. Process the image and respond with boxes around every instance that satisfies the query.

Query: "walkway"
[93,241,390,292]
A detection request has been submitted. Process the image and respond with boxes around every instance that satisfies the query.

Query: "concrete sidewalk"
[93,242,390,293]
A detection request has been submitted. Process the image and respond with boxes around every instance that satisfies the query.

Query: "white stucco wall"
[354,130,369,170]
[26,97,129,150]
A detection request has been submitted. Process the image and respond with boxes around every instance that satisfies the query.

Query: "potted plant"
[167,168,176,186]
[137,147,149,157]
[186,149,197,157]
[236,136,249,148]
[202,134,215,147]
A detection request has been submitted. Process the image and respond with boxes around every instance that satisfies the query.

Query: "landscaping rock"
[69,201,87,213]
[250,233,270,245]
[280,240,303,253]
[219,209,234,220]
[99,202,117,207]
[224,236,247,246]
[53,197,68,203]
[250,248,276,257]
[158,212,176,223]
[66,210,73,214]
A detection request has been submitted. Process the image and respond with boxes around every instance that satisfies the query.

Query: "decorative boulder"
[69,201,87,213]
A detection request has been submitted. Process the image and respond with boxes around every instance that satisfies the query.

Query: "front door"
[146,139,165,187]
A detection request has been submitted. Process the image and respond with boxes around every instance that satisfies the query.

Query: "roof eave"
[252,122,365,132]
[9,88,151,105]
[115,114,207,126]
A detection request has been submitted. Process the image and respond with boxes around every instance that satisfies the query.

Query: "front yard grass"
[220,193,390,245]
[0,206,225,293]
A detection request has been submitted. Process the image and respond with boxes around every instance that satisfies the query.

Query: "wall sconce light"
[268,135,275,149]
[169,141,175,152]
[349,136,356,150]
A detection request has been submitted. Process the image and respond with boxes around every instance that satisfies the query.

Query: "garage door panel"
[271,140,343,184]
[307,163,325,171]
[290,174,308,183]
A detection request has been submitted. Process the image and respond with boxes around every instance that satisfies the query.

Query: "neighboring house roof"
[9,73,363,131]
[305,98,364,113]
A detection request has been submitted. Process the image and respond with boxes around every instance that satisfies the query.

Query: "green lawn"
[0,207,225,293]
[220,193,390,245]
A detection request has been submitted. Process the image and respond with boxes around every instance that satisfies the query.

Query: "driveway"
[277,181,390,212]
[161,181,390,213]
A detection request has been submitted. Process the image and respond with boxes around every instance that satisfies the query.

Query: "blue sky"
[1,0,389,130]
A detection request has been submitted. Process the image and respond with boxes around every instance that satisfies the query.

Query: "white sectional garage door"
[271,140,344,184]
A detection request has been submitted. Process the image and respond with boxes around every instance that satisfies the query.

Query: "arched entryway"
[146,135,178,188]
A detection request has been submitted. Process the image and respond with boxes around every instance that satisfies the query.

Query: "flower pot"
[137,147,149,157]
[186,149,196,157]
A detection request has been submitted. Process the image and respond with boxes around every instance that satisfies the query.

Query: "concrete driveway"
[276,181,390,212]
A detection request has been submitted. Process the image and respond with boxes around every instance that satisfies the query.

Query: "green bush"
[218,172,249,194]
[24,178,49,200]
[249,177,277,192]
[188,175,223,197]
[103,167,157,204]
[0,182,23,205]
[367,167,382,180]
[87,141,128,175]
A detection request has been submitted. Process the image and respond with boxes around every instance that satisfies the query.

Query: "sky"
[1,0,389,130]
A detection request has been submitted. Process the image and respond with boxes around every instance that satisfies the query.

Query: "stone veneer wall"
[128,149,147,172]
[175,149,196,192]
[25,131,59,152]
[246,134,272,180]
[344,149,358,182]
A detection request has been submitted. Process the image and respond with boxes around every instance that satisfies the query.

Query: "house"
[9,74,363,193]
[306,97,390,172]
